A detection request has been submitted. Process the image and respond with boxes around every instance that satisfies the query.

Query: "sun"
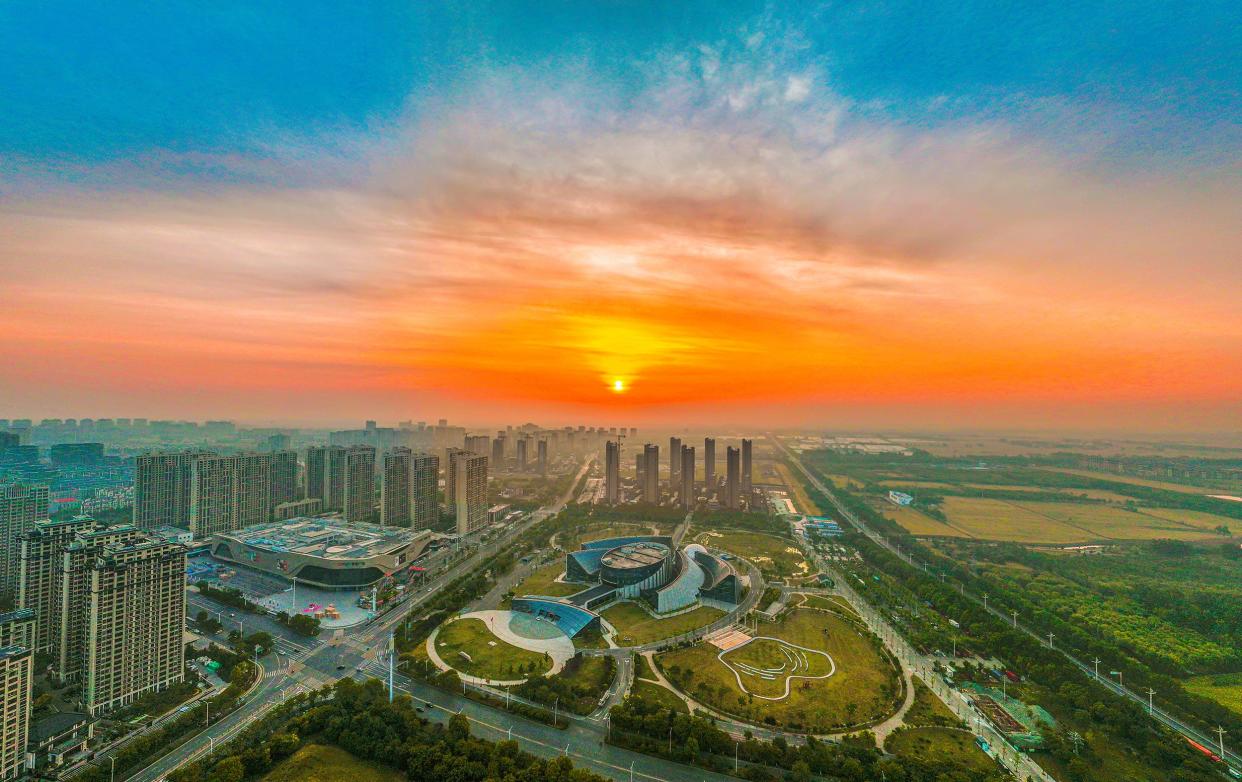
[612,379,626,393]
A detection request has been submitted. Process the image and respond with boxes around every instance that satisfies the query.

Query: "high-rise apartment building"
[269,450,299,508]
[83,535,186,715]
[58,525,147,683]
[343,446,376,524]
[490,437,505,469]
[188,453,272,539]
[133,451,210,530]
[0,484,48,593]
[0,610,35,652]
[725,446,741,510]
[305,446,327,506]
[325,446,348,512]
[444,447,467,515]
[741,439,753,494]
[18,516,93,654]
[681,445,696,510]
[642,444,659,503]
[0,646,32,782]
[453,452,489,535]
[516,438,528,471]
[668,437,681,489]
[410,452,440,530]
[703,437,716,493]
[537,439,548,475]
[604,440,621,505]
[465,435,490,457]
[381,448,413,527]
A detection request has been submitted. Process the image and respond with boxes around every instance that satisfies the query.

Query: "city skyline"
[2,3,1239,431]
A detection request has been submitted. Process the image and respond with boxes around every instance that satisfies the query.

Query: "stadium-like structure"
[511,534,742,640]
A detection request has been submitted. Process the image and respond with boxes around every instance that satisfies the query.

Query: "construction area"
[962,682,1055,750]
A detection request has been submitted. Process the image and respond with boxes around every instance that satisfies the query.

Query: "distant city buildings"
[703,437,716,494]
[537,439,548,475]
[741,438,752,495]
[0,484,48,594]
[642,444,659,503]
[680,445,696,510]
[604,440,621,505]
[516,437,528,472]
[725,446,741,510]
[668,437,682,490]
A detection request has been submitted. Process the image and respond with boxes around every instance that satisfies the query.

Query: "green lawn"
[1185,674,1242,717]
[657,607,902,733]
[693,529,811,580]
[435,617,552,681]
[721,638,833,699]
[904,678,963,728]
[885,727,996,774]
[261,744,404,782]
[516,562,581,598]
[631,679,689,713]
[602,602,724,646]
[799,593,859,619]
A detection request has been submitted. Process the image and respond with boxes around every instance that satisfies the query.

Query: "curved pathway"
[718,636,835,701]
[426,611,575,686]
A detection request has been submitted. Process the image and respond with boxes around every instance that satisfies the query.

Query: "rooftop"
[601,541,670,570]
[220,517,430,561]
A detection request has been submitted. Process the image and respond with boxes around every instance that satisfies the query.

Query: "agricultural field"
[1184,674,1242,717]
[656,607,901,733]
[693,529,811,579]
[884,727,996,774]
[880,504,969,538]
[934,497,1085,543]
[434,618,551,680]
[602,602,724,646]
[261,744,404,782]
[513,562,580,598]
[1043,468,1225,495]
[775,462,823,513]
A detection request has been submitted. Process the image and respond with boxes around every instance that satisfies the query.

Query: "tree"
[448,713,470,741]
[206,756,243,782]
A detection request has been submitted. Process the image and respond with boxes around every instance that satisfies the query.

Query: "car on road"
[336,664,346,670]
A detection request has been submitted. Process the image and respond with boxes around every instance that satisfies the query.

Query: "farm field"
[693,529,809,579]
[1184,675,1242,717]
[881,505,970,538]
[1041,468,1218,495]
[775,462,822,513]
[602,602,724,646]
[656,607,901,733]
[937,497,1085,543]
[261,744,404,782]
[514,562,580,598]
[434,618,551,680]
[1009,500,1225,540]
[885,727,996,774]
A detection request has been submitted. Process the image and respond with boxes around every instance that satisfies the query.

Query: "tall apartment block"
[465,435,489,457]
[188,453,272,539]
[381,448,413,527]
[83,534,187,715]
[703,437,716,493]
[642,444,660,503]
[604,440,621,505]
[133,451,208,530]
[269,449,299,508]
[18,516,93,654]
[490,437,505,469]
[516,438,528,471]
[0,483,48,594]
[453,452,489,535]
[410,452,440,530]
[0,646,32,782]
[0,611,35,652]
[343,446,376,524]
[725,446,741,510]
[680,445,696,510]
[305,446,327,506]
[741,439,753,494]
[537,439,548,475]
[444,447,467,515]
[668,437,682,489]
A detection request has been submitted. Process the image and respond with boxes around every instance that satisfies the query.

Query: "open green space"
[631,679,690,713]
[657,607,901,733]
[884,728,996,774]
[693,529,810,579]
[260,744,404,782]
[516,653,615,715]
[798,594,860,619]
[602,602,724,647]
[1184,674,1242,717]
[721,638,833,699]
[435,618,552,681]
[904,678,963,728]
[515,562,580,598]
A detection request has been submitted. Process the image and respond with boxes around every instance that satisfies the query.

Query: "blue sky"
[2,0,1237,184]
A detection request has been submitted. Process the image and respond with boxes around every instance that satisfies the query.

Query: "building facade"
[133,451,209,530]
[0,484,48,593]
[0,646,32,782]
[410,452,440,531]
[343,446,376,524]
[725,446,740,510]
[453,452,489,535]
[642,444,659,503]
[680,445,696,509]
[188,453,273,539]
[604,440,620,505]
[703,437,715,493]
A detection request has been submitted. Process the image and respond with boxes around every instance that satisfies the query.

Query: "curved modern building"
[511,597,601,638]
[555,534,741,616]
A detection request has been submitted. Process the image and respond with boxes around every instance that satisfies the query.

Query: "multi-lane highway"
[773,434,1241,777]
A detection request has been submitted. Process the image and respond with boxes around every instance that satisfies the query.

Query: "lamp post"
[110,756,115,782]
[1092,658,1101,680]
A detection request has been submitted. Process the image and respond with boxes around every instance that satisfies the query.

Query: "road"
[774,435,1240,777]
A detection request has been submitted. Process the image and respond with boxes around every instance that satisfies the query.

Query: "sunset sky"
[2,2,1239,429]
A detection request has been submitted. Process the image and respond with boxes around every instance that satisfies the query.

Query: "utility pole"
[1092,658,1101,680]
[1215,726,1226,760]
[1046,632,1055,650]
[982,593,988,611]
[1146,688,1155,716]
[1011,609,1017,628]
[388,632,395,703]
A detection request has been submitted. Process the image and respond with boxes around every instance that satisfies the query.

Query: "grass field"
[602,602,724,646]
[1185,675,1242,717]
[693,529,810,579]
[631,679,690,713]
[922,497,1230,543]
[722,638,833,699]
[798,594,860,619]
[1041,468,1219,495]
[515,562,580,598]
[261,744,404,782]
[656,607,901,733]
[885,728,995,773]
[904,678,963,728]
[881,505,970,538]
[435,618,551,680]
